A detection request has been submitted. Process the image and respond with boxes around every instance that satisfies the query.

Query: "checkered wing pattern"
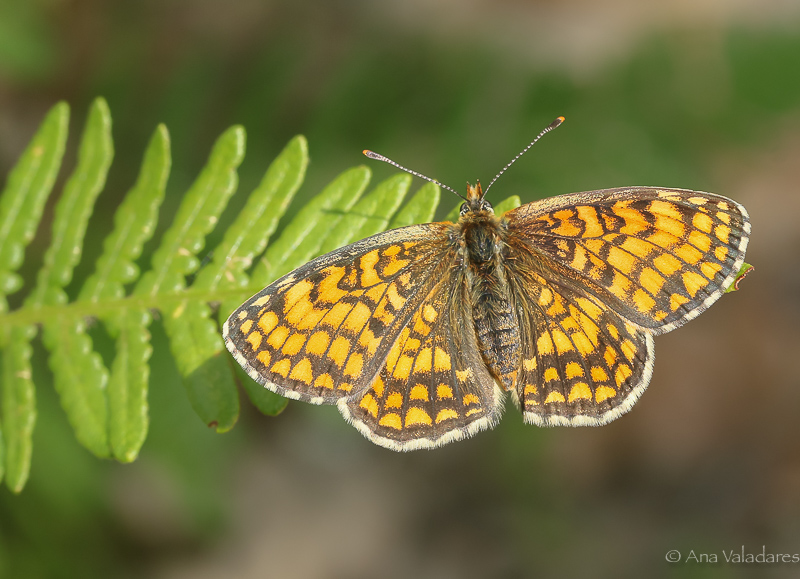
[504,187,749,424]
[340,267,504,450]
[506,187,750,334]
[224,225,449,404]
[225,179,751,447]
[508,263,654,425]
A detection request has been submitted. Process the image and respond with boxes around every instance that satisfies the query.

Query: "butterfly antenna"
[363,150,466,201]
[484,116,565,196]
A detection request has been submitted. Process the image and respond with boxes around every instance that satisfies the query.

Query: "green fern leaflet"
[0,98,459,493]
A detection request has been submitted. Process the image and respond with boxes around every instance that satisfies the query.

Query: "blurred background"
[1,0,800,577]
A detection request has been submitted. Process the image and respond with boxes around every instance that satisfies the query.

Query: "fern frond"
[138,125,246,435]
[0,102,69,492]
[388,182,440,228]
[86,125,171,462]
[253,166,371,286]
[37,99,114,460]
[0,99,476,492]
[0,103,69,311]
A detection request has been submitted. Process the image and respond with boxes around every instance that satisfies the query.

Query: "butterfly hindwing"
[340,267,504,450]
[506,259,654,425]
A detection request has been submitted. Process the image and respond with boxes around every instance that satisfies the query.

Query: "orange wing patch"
[224,226,448,405]
[509,266,653,426]
[340,277,503,450]
[507,187,750,335]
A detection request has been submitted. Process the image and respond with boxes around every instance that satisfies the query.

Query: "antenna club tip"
[363,150,385,161]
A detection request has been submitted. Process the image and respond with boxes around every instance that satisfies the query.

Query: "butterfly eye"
[480,200,493,213]
[459,203,469,216]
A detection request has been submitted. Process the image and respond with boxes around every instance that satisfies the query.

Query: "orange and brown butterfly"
[223,117,750,451]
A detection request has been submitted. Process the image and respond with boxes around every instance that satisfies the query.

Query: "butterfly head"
[460,181,493,216]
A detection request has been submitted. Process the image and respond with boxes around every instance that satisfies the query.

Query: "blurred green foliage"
[0,0,57,82]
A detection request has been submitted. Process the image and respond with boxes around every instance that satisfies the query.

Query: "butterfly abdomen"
[456,212,521,389]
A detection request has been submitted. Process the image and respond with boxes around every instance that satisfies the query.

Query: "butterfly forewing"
[224,225,451,404]
[506,187,750,334]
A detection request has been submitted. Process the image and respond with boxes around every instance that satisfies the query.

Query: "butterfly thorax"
[452,183,521,391]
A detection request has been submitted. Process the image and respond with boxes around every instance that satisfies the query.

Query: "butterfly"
[223,117,750,451]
